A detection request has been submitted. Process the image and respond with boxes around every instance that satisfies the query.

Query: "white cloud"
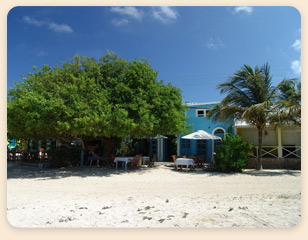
[23,16,44,26]
[279,49,287,58]
[23,15,73,34]
[206,40,217,50]
[109,6,179,26]
[48,22,73,33]
[111,18,130,26]
[152,6,178,24]
[206,37,224,50]
[37,50,48,57]
[110,7,143,21]
[291,39,301,51]
[265,47,272,54]
[291,60,301,75]
[233,6,254,15]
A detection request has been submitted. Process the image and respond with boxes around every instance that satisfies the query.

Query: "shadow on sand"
[163,163,301,177]
[7,162,301,180]
[240,169,301,177]
[7,163,156,180]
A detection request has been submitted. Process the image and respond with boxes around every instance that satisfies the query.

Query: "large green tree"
[207,63,299,170]
[7,52,188,165]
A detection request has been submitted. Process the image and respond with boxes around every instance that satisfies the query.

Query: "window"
[181,139,191,149]
[197,140,207,155]
[213,128,225,151]
[196,109,209,117]
[213,128,225,139]
[214,129,224,134]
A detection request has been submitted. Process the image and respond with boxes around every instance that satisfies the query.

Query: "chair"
[111,154,117,167]
[192,156,199,169]
[127,155,140,170]
[172,155,183,170]
[172,155,177,169]
[147,154,157,167]
[198,155,207,168]
[189,164,196,172]
[88,150,109,167]
[88,156,100,167]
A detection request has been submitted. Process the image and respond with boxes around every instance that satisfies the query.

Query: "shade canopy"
[182,130,221,140]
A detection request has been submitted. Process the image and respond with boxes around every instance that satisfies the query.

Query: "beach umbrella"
[182,130,221,162]
[182,130,221,140]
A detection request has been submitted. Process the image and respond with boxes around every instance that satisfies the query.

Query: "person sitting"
[88,151,101,167]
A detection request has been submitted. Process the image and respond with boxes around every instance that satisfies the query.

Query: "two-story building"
[147,102,233,163]
[176,102,233,162]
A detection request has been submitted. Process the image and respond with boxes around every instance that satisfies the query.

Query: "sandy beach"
[7,163,301,228]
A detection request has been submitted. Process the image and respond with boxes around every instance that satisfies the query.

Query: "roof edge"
[185,101,221,106]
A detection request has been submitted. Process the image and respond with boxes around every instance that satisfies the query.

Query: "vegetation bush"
[47,147,81,168]
[215,134,253,173]
[113,139,138,156]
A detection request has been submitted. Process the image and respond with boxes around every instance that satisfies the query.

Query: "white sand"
[7,163,301,228]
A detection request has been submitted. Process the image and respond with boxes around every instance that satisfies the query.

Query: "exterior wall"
[179,102,233,162]
[282,127,301,145]
[150,137,167,162]
[236,125,301,159]
[246,158,301,170]
[239,127,277,146]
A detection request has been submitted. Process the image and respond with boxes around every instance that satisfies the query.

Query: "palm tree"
[276,80,301,125]
[207,63,296,170]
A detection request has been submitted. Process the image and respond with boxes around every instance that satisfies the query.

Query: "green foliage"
[215,134,253,173]
[278,80,301,107]
[207,63,284,128]
[207,63,300,170]
[7,52,188,162]
[114,139,138,156]
[275,79,301,125]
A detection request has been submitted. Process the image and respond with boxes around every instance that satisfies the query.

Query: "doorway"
[165,135,177,162]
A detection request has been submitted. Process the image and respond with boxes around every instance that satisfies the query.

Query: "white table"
[114,157,134,170]
[175,158,195,170]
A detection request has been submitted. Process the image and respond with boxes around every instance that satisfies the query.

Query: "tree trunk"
[103,138,113,166]
[80,148,84,168]
[257,128,263,170]
[13,148,16,162]
[80,139,85,168]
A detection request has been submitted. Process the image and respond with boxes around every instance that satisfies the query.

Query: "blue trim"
[80,149,84,168]
[150,139,157,158]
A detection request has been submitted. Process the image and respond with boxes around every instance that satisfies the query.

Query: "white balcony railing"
[250,145,301,159]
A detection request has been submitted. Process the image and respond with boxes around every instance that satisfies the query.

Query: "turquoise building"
[149,102,233,163]
[178,102,233,162]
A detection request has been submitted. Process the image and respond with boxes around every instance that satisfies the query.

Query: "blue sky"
[7,6,301,103]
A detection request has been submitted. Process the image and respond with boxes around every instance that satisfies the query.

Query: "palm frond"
[214,63,300,128]
[207,104,245,123]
